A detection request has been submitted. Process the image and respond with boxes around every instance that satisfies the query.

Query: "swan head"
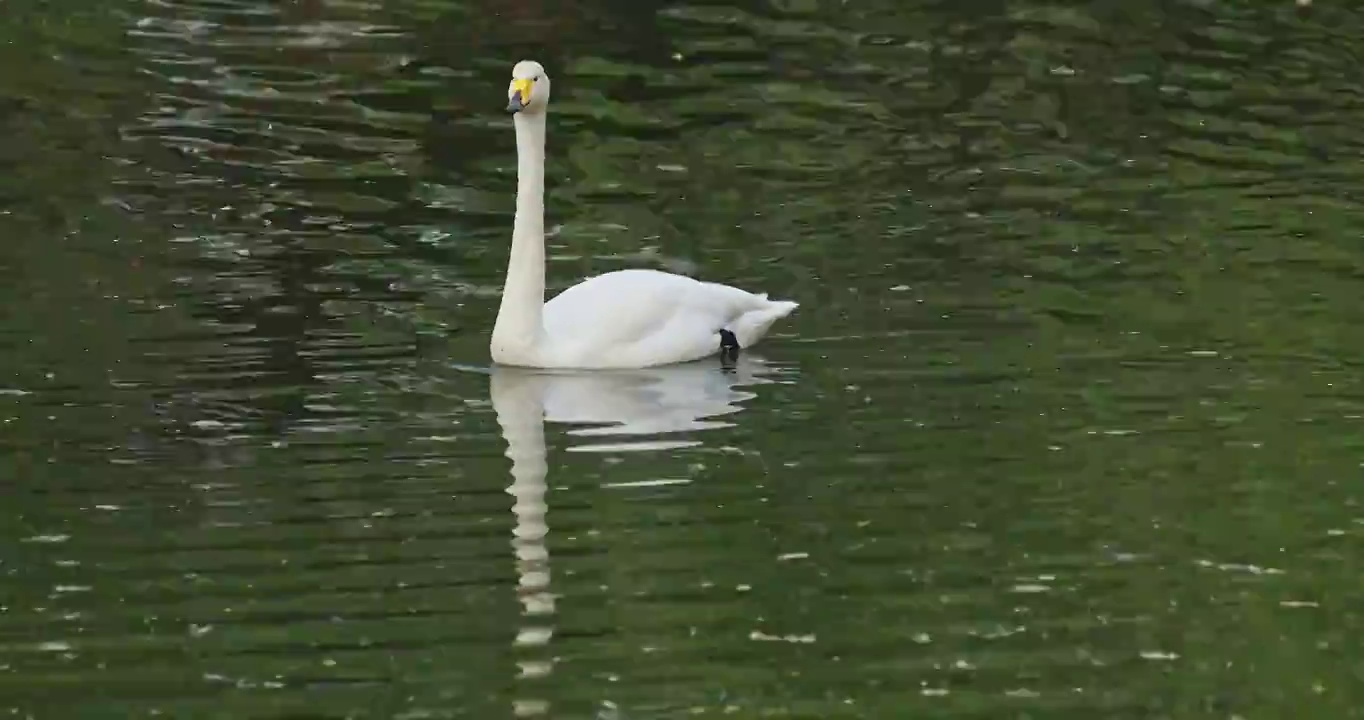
[507,60,551,115]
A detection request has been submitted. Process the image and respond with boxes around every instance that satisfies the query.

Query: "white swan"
[491,60,799,370]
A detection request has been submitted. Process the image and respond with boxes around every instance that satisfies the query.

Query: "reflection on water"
[496,356,780,452]
[491,357,784,717]
[3,0,1364,716]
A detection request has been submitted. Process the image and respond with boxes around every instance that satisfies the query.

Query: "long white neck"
[492,112,547,359]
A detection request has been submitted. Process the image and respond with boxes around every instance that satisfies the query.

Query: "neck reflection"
[490,357,782,716]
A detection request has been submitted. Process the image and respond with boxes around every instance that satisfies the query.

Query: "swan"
[491,60,799,369]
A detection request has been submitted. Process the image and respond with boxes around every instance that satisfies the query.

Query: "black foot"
[718,329,740,362]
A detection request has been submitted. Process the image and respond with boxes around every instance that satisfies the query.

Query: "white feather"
[490,60,798,370]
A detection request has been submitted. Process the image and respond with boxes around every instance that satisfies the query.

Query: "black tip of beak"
[506,92,526,113]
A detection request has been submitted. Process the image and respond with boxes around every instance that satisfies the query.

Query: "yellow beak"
[508,79,533,112]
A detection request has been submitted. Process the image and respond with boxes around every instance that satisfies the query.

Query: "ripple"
[4,0,1364,718]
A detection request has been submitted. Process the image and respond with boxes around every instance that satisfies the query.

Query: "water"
[3,0,1364,716]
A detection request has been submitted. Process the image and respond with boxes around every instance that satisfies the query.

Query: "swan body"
[491,60,798,370]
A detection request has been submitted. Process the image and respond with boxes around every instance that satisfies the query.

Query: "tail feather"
[728,300,798,348]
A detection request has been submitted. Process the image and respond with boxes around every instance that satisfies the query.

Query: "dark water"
[4,0,1364,717]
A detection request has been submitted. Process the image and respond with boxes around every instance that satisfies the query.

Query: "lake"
[3,0,1363,717]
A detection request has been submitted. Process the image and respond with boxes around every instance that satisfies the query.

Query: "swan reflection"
[489,356,784,716]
